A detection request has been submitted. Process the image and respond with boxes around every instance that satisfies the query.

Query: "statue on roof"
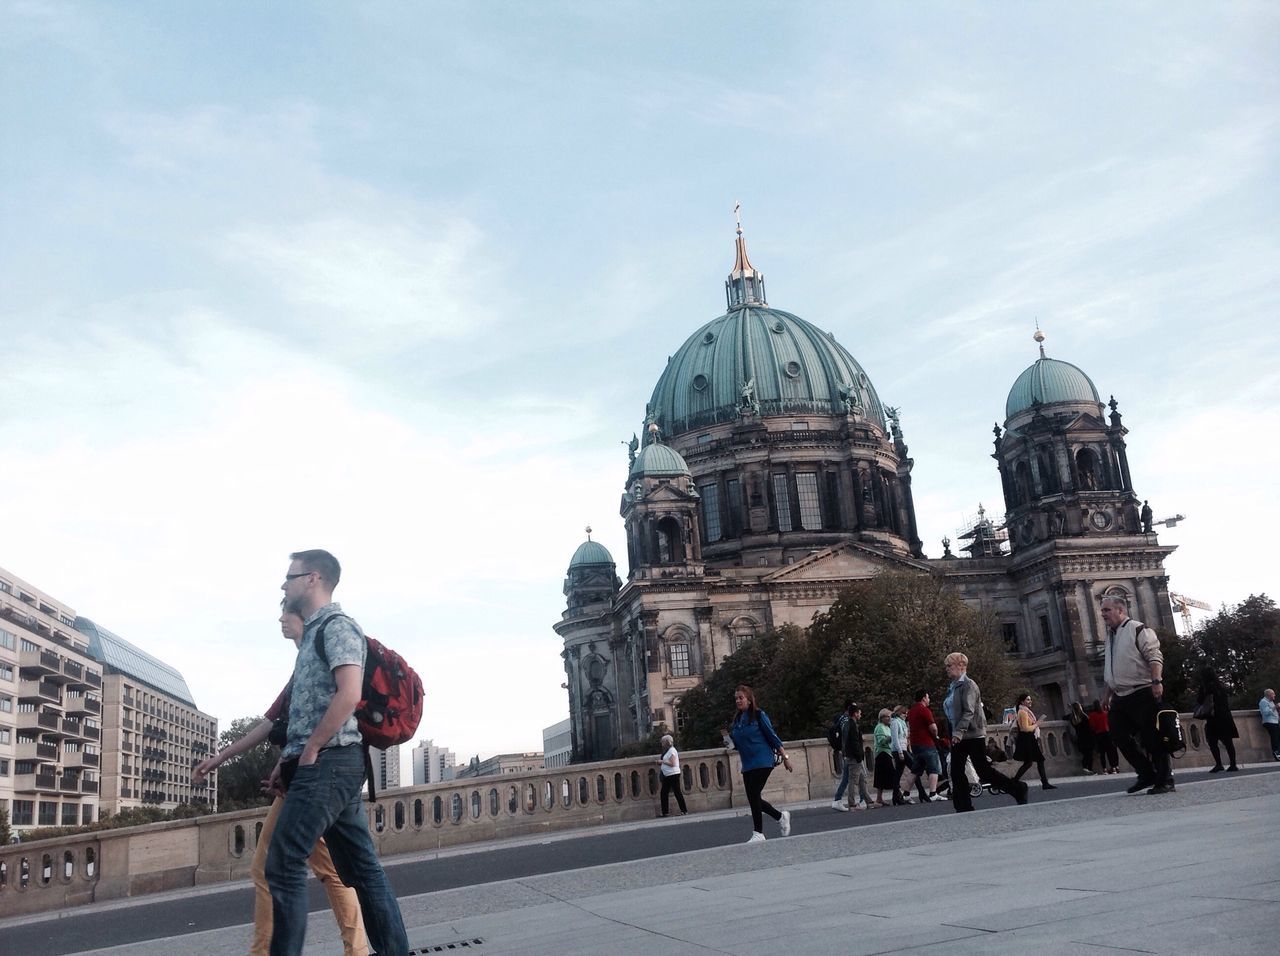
[739,377,760,415]
[624,433,639,466]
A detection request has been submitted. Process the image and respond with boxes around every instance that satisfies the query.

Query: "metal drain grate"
[410,938,485,953]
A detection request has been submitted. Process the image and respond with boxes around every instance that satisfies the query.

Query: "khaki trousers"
[251,796,369,956]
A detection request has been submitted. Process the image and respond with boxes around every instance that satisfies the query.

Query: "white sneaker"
[831,799,848,812]
[779,810,791,836]
[852,800,867,811]
[746,831,766,843]
[926,793,944,802]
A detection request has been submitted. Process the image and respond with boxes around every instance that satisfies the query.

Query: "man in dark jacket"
[832,701,870,811]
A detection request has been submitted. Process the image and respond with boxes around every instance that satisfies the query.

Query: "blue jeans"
[265,746,408,956]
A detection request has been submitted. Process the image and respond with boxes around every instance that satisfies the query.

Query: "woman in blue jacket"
[727,685,793,843]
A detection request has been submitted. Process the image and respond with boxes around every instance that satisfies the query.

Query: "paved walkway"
[48,768,1280,954]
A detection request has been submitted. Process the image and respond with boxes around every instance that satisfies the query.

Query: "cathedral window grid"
[795,473,822,530]
[772,474,793,532]
[698,482,722,543]
[669,642,691,678]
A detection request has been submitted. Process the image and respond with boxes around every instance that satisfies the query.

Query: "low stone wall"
[0,712,1273,917]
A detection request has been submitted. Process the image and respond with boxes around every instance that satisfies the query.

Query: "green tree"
[214,716,276,809]
[0,805,10,845]
[1193,594,1280,703]
[677,572,1022,747]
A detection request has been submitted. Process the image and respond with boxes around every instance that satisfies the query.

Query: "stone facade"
[554,236,1179,762]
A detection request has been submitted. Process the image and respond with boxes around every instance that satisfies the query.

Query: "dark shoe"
[1126,777,1155,794]
[1147,782,1176,795]
[1226,765,1239,772]
[1014,781,1029,805]
[1081,768,1095,775]
[1042,784,1058,790]
[1208,765,1223,773]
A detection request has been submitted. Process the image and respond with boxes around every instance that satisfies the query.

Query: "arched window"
[1076,448,1100,491]
[1015,461,1033,504]
[1037,450,1058,494]
[656,516,684,563]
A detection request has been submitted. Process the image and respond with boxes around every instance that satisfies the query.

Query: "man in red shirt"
[902,688,944,801]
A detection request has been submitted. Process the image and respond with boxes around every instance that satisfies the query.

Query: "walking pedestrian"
[727,685,792,842]
[1100,596,1174,795]
[192,605,368,956]
[890,704,916,804]
[267,550,409,956]
[942,652,1028,812]
[1069,701,1095,774]
[1088,700,1120,773]
[1011,692,1057,790]
[1195,668,1239,773]
[831,701,869,811]
[658,734,688,815]
[900,689,944,801]
[1260,689,1280,761]
[871,709,898,807]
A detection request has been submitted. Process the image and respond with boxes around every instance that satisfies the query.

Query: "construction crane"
[1169,592,1212,633]
[1154,513,1186,528]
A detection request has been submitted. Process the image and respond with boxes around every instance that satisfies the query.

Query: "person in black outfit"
[1196,667,1239,773]
[1069,701,1095,774]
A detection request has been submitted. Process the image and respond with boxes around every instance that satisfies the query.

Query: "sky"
[2,2,1276,771]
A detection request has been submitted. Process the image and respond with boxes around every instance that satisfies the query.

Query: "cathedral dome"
[568,538,615,569]
[1005,356,1101,420]
[645,224,887,442]
[646,306,887,439]
[628,442,691,479]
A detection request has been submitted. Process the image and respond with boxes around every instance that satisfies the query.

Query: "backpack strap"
[312,612,353,667]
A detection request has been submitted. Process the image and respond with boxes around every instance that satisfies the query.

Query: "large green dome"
[646,306,887,439]
[1005,356,1100,420]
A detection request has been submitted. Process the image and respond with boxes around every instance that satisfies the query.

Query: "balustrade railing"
[1,713,1274,919]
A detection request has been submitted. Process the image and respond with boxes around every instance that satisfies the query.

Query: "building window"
[0,628,14,650]
[62,804,78,826]
[0,662,12,682]
[772,474,793,532]
[0,758,9,775]
[0,728,10,744]
[82,804,94,825]
[796,473,822,530]
[725,477,744,538]
[670,643,691,678]
[1003,623,1018,652]
[1039,615,1053,650]
[675,707,689,733]
[12,799,33,825]
[0,696,12,713]
[699,482,722,543]
[39,801,57,825]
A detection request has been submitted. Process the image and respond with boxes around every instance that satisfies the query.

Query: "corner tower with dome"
[554,225,1178,762]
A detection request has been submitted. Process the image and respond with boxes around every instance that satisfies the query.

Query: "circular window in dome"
[692,374,709,391]
[783,361,801,379]
[772,319,786,333]
[702,332,715,345]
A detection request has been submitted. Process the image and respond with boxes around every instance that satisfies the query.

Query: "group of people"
[191,551,408,956]
[716,594,1243,843]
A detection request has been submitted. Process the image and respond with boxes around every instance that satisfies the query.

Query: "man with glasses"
[266,550,409,956]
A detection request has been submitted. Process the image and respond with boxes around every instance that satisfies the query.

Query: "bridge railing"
[0,712,1273,917]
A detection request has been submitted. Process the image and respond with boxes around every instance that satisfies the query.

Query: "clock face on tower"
[1090,510,1111,531]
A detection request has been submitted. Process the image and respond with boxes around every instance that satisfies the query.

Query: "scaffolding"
[956,503,1009,558]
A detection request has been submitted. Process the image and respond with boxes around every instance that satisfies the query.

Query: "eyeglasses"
[283,572,312,582]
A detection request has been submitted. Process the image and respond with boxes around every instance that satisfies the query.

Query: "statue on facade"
[1141,499,1153,533]
[838,380,863,414]
[624,433,639,466]
[739,377,760,415]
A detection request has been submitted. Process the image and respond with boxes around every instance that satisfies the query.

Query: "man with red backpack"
[267,550,408,956]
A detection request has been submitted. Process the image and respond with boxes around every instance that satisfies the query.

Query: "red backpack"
[316,614,424,798]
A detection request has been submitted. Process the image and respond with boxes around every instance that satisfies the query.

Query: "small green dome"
[646,306,886,440]
[568,539,615,569]
[1005,357,1101,420]
[628,442,691,479]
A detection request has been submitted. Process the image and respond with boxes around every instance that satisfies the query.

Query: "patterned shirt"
[281,602,366,760]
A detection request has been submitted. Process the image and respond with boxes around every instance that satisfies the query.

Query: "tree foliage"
[215,716,276,810]
[0,805,10,845]
[678,572,1022,747]
[1191,594,1280,703]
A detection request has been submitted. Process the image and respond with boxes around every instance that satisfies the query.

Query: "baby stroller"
[981,735,1012,795]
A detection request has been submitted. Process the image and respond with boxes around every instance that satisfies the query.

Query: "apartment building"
[0,568,103,833]
[410,738,457,785]
[74,617,218,814]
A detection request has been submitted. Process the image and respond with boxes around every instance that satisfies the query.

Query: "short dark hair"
[290,549,342,588]
[914,688,928,702]
[845,699,860,714]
